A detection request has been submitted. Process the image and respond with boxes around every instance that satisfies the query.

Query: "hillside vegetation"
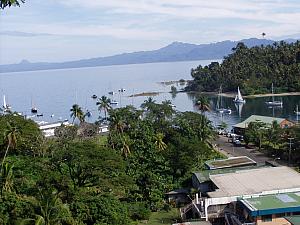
[186,41,300,95]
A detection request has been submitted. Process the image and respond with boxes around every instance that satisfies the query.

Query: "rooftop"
[205,156,256,170]
[233,115,286,129]
[207,166,300,198]
[193,165,267,184]
[240,192,300,216]
[285,216,300,225]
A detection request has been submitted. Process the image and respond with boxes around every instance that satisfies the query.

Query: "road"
[213,135,284,166]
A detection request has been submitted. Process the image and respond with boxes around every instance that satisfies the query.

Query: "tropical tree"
[70,104,85,124]
[141,97,156,111]
[195,95,210,113]
[154,133,167,151]
[1,122,19,167]
[0,0,24,9]
[96,96,111,121]
[0,163,14,194]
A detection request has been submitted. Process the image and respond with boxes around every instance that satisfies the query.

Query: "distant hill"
[0,38,298,73]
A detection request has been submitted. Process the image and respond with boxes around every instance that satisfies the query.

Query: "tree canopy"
[186,41,300,95]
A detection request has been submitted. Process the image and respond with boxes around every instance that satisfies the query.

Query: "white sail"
[233,87,245,103]
[237,87,243,100]
[3,95,6,108]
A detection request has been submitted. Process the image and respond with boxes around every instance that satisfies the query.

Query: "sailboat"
[295,105,300,116]
[216,86,231,114]
[3,95,11,112]
[265,83,283,107]
[233,87,246,103]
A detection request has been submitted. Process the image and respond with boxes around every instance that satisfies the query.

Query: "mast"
[271,83,274,102]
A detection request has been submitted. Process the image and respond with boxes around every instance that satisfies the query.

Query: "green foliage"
[0,0,24,9]
[187,41,300,94]
[0,114,43,157]
[70,194,131,225]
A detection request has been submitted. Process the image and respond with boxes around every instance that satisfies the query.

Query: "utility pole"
[288,137,294,166]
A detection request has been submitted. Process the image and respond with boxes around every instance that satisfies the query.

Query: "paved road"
[213,135,284,166]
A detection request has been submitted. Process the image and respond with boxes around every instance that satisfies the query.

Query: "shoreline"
[188,91,300,98]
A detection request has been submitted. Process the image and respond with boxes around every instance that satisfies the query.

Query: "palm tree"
[120,135,131,157]
[96,96,111,121]
[154,133,167,151]
[0,162,14,193]
[141,97,156,111]
[195,95,210,113]
[70,104,85,124]
[1,122,19,168]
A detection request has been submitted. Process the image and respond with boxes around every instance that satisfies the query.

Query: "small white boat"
[295,105,300,116]
[216,86,231,114]
[265,83,283,107]
[31,98,38,113]
[110,100,118,105]
[118,88,126,92]
[233,87,246,104]
[108,91,115,95]
[3,95,11,112]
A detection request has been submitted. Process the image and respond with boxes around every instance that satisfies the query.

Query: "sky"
[0,0,300,65]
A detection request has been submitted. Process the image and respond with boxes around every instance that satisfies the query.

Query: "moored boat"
[233,87,246,103]
[265,83,283,107]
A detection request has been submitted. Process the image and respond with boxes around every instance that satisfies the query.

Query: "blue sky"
[0,0,300,64]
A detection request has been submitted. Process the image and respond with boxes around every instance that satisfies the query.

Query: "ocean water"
[0,60,299,127]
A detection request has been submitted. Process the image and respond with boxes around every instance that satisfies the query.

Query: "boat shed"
[233,115,294,134]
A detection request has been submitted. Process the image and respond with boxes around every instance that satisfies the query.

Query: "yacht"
[3,95,11,112]
[233,87,246,103]
[265,83,283,107]
[216,86,231,114]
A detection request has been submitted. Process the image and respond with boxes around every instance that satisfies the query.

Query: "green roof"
[241,192,300,216]
[233,115,286,129]
[193,165,267,183]
[285,216,300,225]
[205,156,256,170]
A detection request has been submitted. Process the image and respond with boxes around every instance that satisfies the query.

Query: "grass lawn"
[140,208,180,225]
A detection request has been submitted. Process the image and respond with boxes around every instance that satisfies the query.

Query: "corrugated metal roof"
[207,167,300,198]
[285,216,300,225]
[233,115,286,129]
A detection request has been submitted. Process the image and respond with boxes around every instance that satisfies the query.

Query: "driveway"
[213,135,284,166]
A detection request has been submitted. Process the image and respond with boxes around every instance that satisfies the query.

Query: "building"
[204,156,256,170]
[233,115,294,134]
[37,120,70,137]
[188,166,300,223]
[237,192,300,225]
[285,216,300,225]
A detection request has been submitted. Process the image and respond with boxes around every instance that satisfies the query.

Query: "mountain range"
[0,38,298,73]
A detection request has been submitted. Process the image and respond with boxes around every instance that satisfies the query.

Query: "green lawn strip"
[140,208,180,225]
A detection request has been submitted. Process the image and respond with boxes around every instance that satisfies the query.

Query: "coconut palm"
[0,162,14,193]
[1,122,19,168]
[154,133,167,151]
[141,97,156,111]
[70,104,85,124]
[195,95,210,113]
[96,96,111,121]
[120,135,131,157]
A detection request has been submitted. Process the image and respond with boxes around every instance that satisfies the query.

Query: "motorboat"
[110,100,118,105]
[91,94,97,99]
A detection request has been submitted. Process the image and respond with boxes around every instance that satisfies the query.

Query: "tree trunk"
[1,145,10,169]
